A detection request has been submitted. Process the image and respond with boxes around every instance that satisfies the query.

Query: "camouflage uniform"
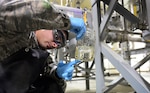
[0,0,70,92]
[0,0,71,61]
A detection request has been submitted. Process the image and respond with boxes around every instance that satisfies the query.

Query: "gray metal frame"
[90,0,150,93]
[145,0,150,31]
[91,0,105,92]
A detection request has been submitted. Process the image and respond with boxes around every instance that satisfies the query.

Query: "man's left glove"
[56,60,80,80]
[69,17,86,40]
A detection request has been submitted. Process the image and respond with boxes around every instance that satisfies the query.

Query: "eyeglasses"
[52,30,66,48]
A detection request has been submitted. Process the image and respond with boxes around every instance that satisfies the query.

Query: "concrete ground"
[66,72,150,93]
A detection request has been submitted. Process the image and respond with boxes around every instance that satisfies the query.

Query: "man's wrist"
[53,70,64,81]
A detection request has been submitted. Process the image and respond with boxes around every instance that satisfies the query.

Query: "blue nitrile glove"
[56,60,80,80]
[69,17,86,40]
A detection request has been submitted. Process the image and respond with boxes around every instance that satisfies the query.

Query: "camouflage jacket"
[0,0,70,92]
[0,0,71,61]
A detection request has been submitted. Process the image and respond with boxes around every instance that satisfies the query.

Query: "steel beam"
[101,0,140,23]
[90,0,150,93]
[90,0,105,93]
[100,0,118,41]
[145,0,150,31]
[101,42,150,93]
[103,77,124,93]
[103,53,150,92]
[127,48,150,55]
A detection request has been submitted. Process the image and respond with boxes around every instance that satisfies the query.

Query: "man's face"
[35,29,67,49]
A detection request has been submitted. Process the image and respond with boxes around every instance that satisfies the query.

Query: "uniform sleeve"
[0,0,71,32]
[44,56,67,92]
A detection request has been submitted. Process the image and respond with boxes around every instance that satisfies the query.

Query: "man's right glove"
[56,60,80,80]
[69,17,86,40]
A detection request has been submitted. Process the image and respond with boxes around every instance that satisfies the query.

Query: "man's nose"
[52,42,58,48]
